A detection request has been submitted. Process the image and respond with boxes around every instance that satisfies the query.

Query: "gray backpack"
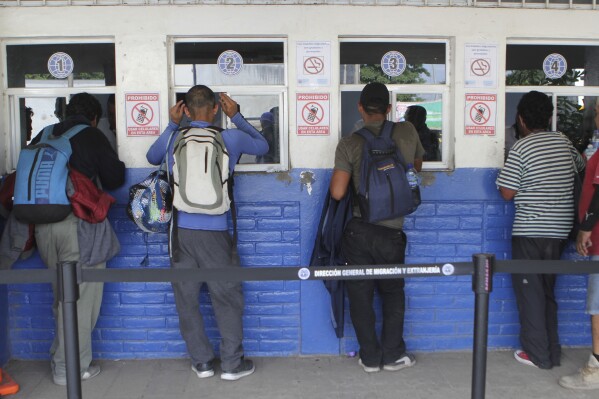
[172,126,231,215]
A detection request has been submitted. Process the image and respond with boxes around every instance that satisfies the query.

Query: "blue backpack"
[355,120,420,223]
[13,124,87,224]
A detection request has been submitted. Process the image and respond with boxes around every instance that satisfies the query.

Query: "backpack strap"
[40,124,88,143]
[355,120,409,168]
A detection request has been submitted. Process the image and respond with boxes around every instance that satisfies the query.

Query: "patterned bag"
[127,167,173,234]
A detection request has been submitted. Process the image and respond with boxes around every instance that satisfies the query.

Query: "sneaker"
[221,359,255,381]
[191,360,215,379]
[558,354,599,390]
[53,365,101,386]
[514,349,537,368]
[383,353,416,371]
[358,358,380,373]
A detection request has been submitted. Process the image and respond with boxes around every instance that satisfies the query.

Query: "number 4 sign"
[543,53,567,80]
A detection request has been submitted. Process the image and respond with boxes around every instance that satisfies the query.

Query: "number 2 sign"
[217,50,243,76]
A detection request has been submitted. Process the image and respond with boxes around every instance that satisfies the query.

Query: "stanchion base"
[0,368,20,396]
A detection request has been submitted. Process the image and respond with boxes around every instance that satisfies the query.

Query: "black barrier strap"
[4,260,599,286]
[495,260,599,274]
[78,262,474,283]
[0,269,56,284]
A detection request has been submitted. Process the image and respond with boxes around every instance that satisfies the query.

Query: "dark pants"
[341,218,407,367]
[171,228,244,372]
[511,236,566,369]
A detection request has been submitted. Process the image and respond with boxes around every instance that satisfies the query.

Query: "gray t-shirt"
[334,120,425,229]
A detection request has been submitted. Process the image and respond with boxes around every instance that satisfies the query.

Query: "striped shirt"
[496,131,585,238]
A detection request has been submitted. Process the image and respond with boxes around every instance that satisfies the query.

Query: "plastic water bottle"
[406,163,420,189]
[406,163,422,207]
[585,144,596,161]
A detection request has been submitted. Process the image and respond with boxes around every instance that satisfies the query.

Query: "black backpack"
[355,121,420,223]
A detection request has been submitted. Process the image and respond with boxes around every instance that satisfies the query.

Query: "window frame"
[2,37,116,170]
[169,36,289,172]
[506,39,599,147]
[339,37,452,170]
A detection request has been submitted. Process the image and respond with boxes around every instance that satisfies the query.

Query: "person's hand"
[170,100,186,125]
[219,93,239,119]
[576,230,593,256]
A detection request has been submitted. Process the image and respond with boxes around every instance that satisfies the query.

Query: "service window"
[3,40,117,169]
[339,39,450,169]
[506,42,599,154]
[172,39,288,172]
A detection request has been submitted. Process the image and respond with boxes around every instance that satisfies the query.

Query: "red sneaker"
[514,350,537,368]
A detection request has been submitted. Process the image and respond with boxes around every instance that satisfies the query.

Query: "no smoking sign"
[297,93,330,136]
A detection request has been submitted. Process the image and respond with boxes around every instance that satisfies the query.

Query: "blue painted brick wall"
[5,168,592,361]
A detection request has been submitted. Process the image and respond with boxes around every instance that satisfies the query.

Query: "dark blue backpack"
[355,120,420,223]
[13,124,87,224]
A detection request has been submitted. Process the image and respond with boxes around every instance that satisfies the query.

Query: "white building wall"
[1,6,598,171]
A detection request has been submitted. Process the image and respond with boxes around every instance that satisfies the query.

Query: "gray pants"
[35,213,104,377]
[171,228,244,371]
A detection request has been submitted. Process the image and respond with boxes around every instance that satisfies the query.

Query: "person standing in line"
[146,85,268,381]
[330,82,424,373]
[404,105,440,161]
[497,90,585,369]
[505,114,522,161]
[97,94,117,152]
[31,93,125,385]
[559,99,599,390]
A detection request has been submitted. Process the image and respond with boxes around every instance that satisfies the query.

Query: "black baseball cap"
[360,82,390,108]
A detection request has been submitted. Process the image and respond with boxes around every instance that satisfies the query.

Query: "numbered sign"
[47,52,74,79]
[543,53,567,80]
[381,51,407,78]
[217,50,243,76]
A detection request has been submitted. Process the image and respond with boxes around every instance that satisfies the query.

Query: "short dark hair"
[66,93,102,122]
[185,85,216,111]
[517,91,553,131]
[360,82,389,115]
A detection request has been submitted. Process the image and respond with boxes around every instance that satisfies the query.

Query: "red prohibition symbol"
[470,102,491,125]
[131,103,154,126]
[302,102,324,125]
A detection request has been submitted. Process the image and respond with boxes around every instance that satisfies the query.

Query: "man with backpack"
[146,85,268,381]
[330,82,425,373]
[18,92,125,385]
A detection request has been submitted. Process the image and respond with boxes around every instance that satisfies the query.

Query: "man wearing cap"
[330,82,425,373]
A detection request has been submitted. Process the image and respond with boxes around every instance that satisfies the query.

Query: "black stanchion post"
[58,261,82,399]
[471,253,494,399]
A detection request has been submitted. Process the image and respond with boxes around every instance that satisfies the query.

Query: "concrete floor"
[2,349,598,399]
